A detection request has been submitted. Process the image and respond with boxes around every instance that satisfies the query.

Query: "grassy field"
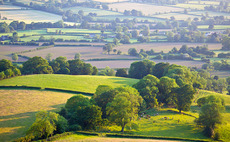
[0,9,62,23]
[93,0,129,3]
[108,3,184,16]
[47,28,109,34]
[0,74,138,93]
[188,1,220,5]
[0,5,23,10]
[0,89,76,142]
[198,25,230,30]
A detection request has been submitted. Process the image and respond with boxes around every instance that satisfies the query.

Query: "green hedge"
[0,85,41,90]
[44,88,94,96]
[75,131,99,136]
[105,133,209,142]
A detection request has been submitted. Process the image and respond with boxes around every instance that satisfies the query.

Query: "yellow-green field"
[198,25,230,30]
[0,90,75,142]
[173,4,206,10]
[0,75,139,93]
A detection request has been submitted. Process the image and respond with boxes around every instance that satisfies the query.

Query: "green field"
[0,74,138,93]
[153,13,201,21]
[188,1,220,5]
[47,28,109,34]
[198,25,230,30]
[173,4,206,10]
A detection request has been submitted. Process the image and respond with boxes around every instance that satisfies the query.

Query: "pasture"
[189,11,230,19]
[0,74,138,93]
[188,1,220,5]
[0,89,75,142]
[47,28,108,34]
[93,0,129,3]
[0,9,62,23]
[198,25,230,30]
[0,5,23,10]
[108,3,184,16]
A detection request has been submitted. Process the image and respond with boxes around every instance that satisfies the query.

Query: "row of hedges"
[0,86,94,96]
[0,41,39,46]
[105,133,209,142]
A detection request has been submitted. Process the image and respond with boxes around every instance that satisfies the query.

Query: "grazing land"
[108,3,184,15]
[198,25,230,30]
[0,74,138,93]
[172,4,206,10]
[153,13,201,21]
[93,0,129,3]
[0,90,75,142]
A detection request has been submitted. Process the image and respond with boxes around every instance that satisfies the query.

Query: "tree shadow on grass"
[108,77,137,86]
[0,104,64,142]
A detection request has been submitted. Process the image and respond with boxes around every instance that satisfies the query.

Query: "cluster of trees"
[62,10,97,23]
[221,36,230,50]
[128,60,228,94]
[218,52,230,58]
[0,59,21,80]
[169,45,215,58]
[21,56,98,75]
[202,60,230,71]
[205,1,230,13]
[0,20,66,33]
[124,9,143,16]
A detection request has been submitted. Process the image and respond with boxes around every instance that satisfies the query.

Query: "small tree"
[74,53,81,60]
[12,53,18,61]
[0,71,5,80]
[27,111,59,139]
[115,68,128,77]
[196,95,225,138]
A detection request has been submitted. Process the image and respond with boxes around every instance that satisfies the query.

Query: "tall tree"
[174,84,196,113]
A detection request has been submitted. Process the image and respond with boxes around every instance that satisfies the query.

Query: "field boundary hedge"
[105,133,209,142]
[0,85,94,96]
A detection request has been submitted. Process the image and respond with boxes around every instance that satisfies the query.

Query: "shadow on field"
[108,77,134,85]
[0,104,64,142]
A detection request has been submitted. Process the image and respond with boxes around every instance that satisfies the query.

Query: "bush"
[69,124,82,131]
[0,71,5,80]
[55,115,68,134]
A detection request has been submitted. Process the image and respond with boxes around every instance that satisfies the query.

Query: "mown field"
[108,3,184,15]
[0,74,138,93]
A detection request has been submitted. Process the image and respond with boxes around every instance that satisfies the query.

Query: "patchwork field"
[0,5,24,10]
[93,0,129,3]
[188,1,221,5]
[0,75,138,93]
[0,90,75,142]
[108,3,184,16]
[0,9,62,23]
[189,11,230,19]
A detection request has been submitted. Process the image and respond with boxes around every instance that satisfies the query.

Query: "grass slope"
[0,90,75,142]
[0,74,138,93]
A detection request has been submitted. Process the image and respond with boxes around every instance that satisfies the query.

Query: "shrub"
[0,71,5,80]
[69,124,82,131]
